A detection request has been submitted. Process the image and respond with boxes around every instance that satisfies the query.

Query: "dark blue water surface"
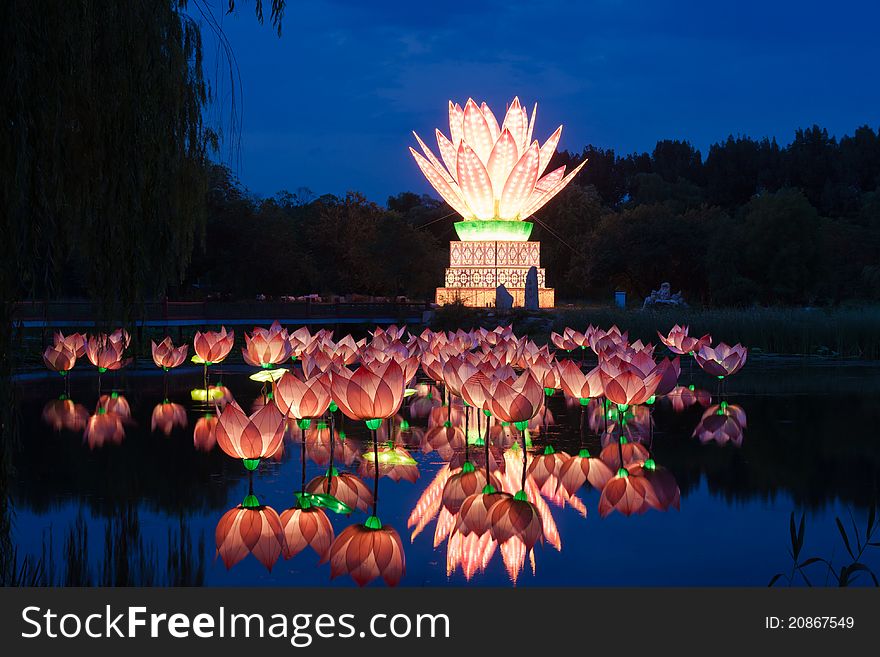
[9,358,880,587]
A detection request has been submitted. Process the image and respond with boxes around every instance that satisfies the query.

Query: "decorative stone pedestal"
[435,239,555,308]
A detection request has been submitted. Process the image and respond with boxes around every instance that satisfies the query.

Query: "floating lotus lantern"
[43,342,77,378]
[242,321,292,369]
[410,97,586,241]
[53,331,87,359]
[658,324,711,356]
[487,370,545,430]
[151,337,188,370]
[695,342,748,379]
[85,334,128,374]
[214,401,285,471]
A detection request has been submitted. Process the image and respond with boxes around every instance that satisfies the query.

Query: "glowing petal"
[522,158,587,217]
[456,142,495,220]
[535,165,565,192]
[413,131,454,183]
[435,130,458,182]
[526,103,537,147]
[449,101,464,146]
[486,129,519,199]
[501,97,526,153]
[480,102,500,142]
[538,125,563,176]
[462,98,494,164]
[499,141,540,218]
[410,148,473,218]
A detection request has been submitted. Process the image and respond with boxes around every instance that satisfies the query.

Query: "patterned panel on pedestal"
[450,241,541,268]
[444,267,546,288]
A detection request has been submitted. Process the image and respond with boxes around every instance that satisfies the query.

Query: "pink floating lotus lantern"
[275,371,331,424]
[214,401,286,471]
[487,370,545,429]
[85,334,128,373]
[151,337,188,370]
[53,331,87,358]
[330,360,407,430]
[242,321,292,368]
[658,324,711,356]
[695,342,748,379]
[193,327,235,365]
[43,342,77,375]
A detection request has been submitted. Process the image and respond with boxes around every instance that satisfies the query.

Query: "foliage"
[770,507,879,587]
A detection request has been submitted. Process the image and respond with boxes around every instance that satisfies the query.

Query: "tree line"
[176,125,880,306]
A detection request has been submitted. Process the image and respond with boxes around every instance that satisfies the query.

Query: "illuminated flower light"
[42,398,89,432]
[193,414,218,452]
[557,360,604,404]
[446,530,496,580]
[275,371,331,421]
[589,325,628,355]
[409,97,586,224]
[242,321,292,368]
[280,506,334,563]
[150,401,188,436]
[597,465,656,518]
[305,470,373,514]
[330,360,407,428]
[43,342,77,374]
[53,331,87,358]
[329,520,406,587]
[287,326,314,359]
[214,401,286,470]
[658,324,711,356]
[85,334,128,372]
[695,342,748,379]
[487,370,545,429]
[556,448,614,496]
[692,402,747,447]
[191,384,235,406]
[192,327,235,365]
[528,356,561,395]
[108,328,131,350]
[550,328,586,352]
[215,502,286,571]
[151,337,188,370]
[598,361,663,408]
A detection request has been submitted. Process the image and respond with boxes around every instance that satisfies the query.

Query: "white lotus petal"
[538,125,563,176]
[456,142,495,220]
[410,147,473,218]
[413,131,454,183]
[499,141,540,218]
[481,102,500,143]
[487,129,519,199]
[463,98,494,164]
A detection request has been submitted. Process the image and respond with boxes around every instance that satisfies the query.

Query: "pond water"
[8,358,880,587]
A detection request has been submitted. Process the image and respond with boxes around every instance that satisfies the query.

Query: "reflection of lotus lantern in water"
[693,402,747,446]
[329,520,406,587]
[556,448,614,496]
[359,444,420,483]
[42,397,89,432]
[304,422,358,467]
[215,500,286,571]
[409,97,586,241]
[665,385,711,413]
[442,462,502,514]
[598,464,655,517]
[306,469,373,513]
[193,414,218,451]
[151,401,188,436]
[280,506,334,563]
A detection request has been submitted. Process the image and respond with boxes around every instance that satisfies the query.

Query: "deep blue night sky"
[199,0,880,203]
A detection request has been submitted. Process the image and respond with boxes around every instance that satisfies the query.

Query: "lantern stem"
[301,424,307,494]
[326,411,335,494]
[484,410,491,481]
[371,429,379,517]
[464,401,469,462]
[520,429,527,492]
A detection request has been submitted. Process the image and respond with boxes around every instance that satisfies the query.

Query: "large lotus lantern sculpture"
[410,97,586,241]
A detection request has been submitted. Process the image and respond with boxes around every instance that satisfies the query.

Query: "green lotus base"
[454,220,533,242]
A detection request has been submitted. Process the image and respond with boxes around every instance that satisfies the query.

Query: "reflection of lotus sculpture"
[557,448,614,496]
[306,469,373,514]
[280,506,334,563]
[410,97,586,241]
[193,414,218,452]
[598,465,654,517]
